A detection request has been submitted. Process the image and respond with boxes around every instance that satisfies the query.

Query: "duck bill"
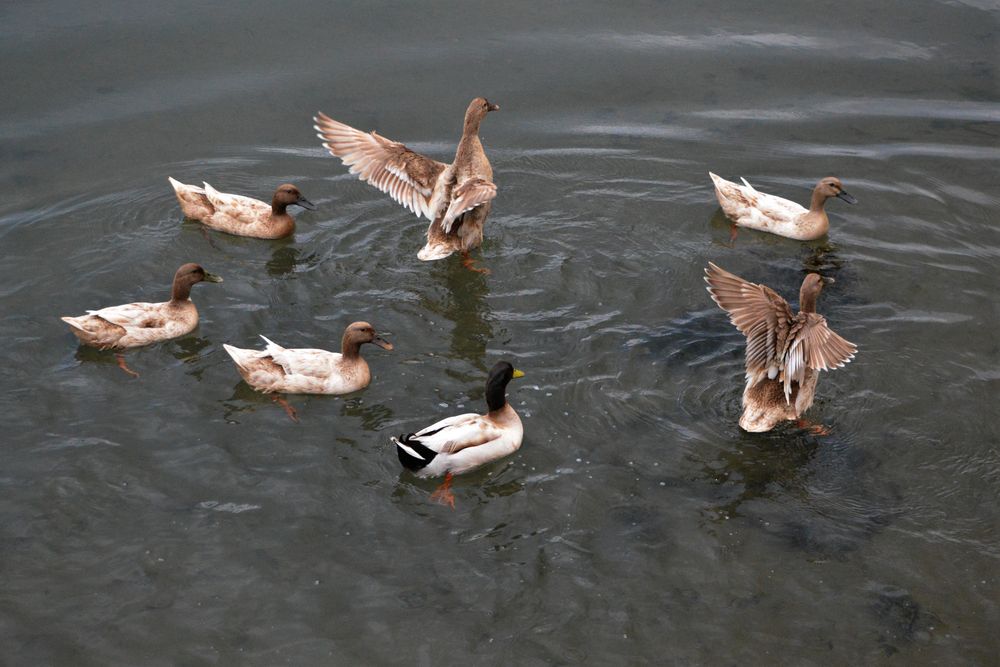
[822,276,836,285]
[295,196,317,211]
[203,272,224,283]
[486,101,500,112]
[836,190,858,205]
[372,335,393,351]
[512,369,525,378]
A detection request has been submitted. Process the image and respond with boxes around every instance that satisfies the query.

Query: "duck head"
[485,360,525,412]
[272,184,316,212]
[171,262,223,301]
[464,97,500,129]
[798,273,834,313]
[814,177,857,206]
[341,321,393,357]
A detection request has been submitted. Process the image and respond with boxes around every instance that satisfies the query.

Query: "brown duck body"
[314,97,499,261]
[168,178,314,239]
[704,263,857,432]
[60,263,222,350]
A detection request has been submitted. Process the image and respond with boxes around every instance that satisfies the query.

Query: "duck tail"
[222,343,256,371]
[392,434,437,471]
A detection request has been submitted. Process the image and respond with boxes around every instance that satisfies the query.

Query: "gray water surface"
[2,1,999,664]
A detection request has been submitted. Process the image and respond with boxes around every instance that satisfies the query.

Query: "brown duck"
[704,262,857,432]
[314,97,499,272]
[168,178,315,239]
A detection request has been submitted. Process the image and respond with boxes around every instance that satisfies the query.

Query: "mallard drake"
[314,97,499,272]
[709,172,857,240]
[393,361,524,507]
[61,263,223,376]
[222,322,393,395]
[168,178,315,239]
[704,262,857,432]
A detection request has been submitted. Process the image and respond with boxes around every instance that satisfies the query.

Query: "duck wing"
[407,413,504,455]
[704,263,795,382]
[86,302,165,329]
[783,313,857,396]
[202,182,270,219]
[440,178,497,233]
[259,336,339,379]
[314,111,448,220]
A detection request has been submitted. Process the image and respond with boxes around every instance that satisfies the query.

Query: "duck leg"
[728,222,740,246]
[200,225,222,251]
[461,251,490,275]
[795,418,831,436]
[115,353,140,378]
[429,472,456,509]
[270,394,299,422]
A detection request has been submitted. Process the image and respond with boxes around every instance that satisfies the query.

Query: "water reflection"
[339,396,394,431]
[265,243,320,277]
[419,259,495,378]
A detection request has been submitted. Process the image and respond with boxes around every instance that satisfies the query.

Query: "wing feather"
[313,112,447,220]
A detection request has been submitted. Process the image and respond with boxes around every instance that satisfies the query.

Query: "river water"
[2,1,998,664]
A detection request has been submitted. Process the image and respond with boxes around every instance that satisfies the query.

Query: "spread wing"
[704,262,794,377]
[313,111,448,220]
[441,178,497,233]
[784,313,857,395]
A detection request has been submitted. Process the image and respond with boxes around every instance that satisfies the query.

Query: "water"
[2,1,998,663]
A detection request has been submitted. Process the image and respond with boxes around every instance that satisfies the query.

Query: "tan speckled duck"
[60,263,222,375]
[704,263,857,432]
[222,322,393,395]
[709,173,857,240]
[168,178,315,239]
[314,97,499,272]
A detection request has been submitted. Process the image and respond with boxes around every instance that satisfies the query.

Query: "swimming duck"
[168,178,315,239]
[314,97,500,272]
[708,173,857,240]
[222,322,393,395]
[704,263,857,432]
[393,361,524,507]
[60,263,223,376]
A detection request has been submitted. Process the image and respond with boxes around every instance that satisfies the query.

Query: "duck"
[708,172,857,240]
[168,178,315,239]
[222,322,393,396]
[704,262,857,433]
[393,361,524,507]
[314,97,500,272]
[60,263,223,376]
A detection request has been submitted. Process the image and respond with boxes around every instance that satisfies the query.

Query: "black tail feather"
[395,433,437,472]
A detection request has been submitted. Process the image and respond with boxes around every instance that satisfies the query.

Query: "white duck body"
[60,263,222,350]
[709,172,856,241]
[222,322,392,395]
[168,178,314,239]
[395,405,523,477]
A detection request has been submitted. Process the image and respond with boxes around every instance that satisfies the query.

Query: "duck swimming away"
[393,361,524,508]
[314,97,499,273]
[704,262,857,433]
[168,178,315,239]
[709,173,857,241]
[60,263,223,377]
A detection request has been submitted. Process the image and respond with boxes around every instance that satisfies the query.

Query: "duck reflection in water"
[420,257,496,377]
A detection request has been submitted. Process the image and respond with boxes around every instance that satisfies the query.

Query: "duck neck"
[341,334,362,360]
[799,289,819,314]
[485,380,508,413]
[170,277,194,302]
[271,198,289,216]
[808,189,829,213]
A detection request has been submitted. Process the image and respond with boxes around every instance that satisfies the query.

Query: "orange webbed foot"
[429,473,456,509]
[796,419,831,436]
[460,252,490,275]
[728,223,739,246]
[115,353,140,378]
[271,394,299,422]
